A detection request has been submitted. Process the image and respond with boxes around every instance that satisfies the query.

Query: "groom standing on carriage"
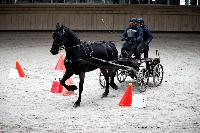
[120,18,143,59]
[137,18,153,69]
[137,18,153,59]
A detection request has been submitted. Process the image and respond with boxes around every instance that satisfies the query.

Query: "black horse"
[50,24,118,107]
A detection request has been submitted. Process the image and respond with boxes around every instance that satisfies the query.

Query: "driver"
[121,18,143,58]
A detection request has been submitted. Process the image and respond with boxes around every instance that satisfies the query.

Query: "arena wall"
[0,4,199,31]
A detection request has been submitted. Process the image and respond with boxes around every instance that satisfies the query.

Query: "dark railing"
[0,0,199,5]
[0,4,199,31]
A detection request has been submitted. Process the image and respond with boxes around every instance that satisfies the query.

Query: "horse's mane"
[63,26,80,47]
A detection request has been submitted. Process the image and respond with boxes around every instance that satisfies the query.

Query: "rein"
[59,46,65,51]
[65,43,83,50]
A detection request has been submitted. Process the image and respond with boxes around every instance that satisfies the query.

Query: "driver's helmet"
[137,18,144,24]
[129,18,138,23]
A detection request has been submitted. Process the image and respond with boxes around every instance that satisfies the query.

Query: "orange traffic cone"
[119,83,133,107]
[16,60,25,77]
[51,81,63,93]
[55,54,64,70]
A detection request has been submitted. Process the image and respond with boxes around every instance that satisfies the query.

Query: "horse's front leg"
[60,71,77,91]
[101,69,109,98]
[74,72,85,108]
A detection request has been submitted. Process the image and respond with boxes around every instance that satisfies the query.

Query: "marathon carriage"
[99,50,164,92]
[99,21,164,92]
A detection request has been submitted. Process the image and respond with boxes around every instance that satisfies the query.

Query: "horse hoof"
[112,85,118,90]
[71,85,78,91]
[101,92,108,98]
[110,83,118,90]
[65,85,78,91]
[73,102,80,108]
[114,86,118,90]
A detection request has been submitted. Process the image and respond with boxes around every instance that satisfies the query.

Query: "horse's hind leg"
[109,69,118,90]
[60,71,77,91]
[100,69,109,98]
[74,72,85,108]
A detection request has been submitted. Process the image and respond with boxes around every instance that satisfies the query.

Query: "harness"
[63,41,116,70]
[64,42,93,68]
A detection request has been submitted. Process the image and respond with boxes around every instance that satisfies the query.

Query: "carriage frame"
[99,50,164,92]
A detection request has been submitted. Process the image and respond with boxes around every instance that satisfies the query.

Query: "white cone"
[131,94,146,108]
[9,69,20,79]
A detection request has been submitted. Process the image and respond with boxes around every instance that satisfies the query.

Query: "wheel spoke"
[137,68,149,92]
[99,72,106,88]
[117,69,127,83]
[153,63,164,86]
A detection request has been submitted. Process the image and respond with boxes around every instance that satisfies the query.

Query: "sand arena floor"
[0,32,200,132]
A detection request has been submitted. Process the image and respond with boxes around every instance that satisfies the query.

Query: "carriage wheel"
[99,72,106,88]
[117,69,127,83]
[153,63,164,87]
[137,68,149,92]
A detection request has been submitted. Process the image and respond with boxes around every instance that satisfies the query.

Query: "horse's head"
[50,23,65,55]
[50,23,80,55]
